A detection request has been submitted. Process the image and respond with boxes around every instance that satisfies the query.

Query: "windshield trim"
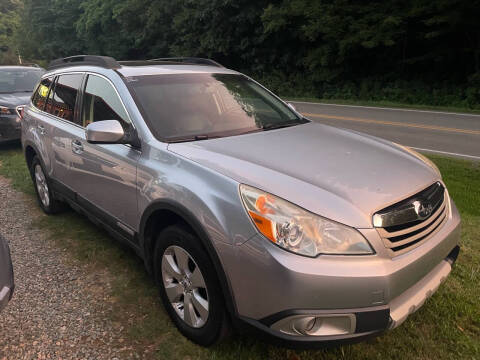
[123,72,307,143]
[167,120,311,143]
[167,126,264,143]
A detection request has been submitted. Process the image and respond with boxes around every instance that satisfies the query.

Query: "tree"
[17,0,86,61]
[11,0,480,107]
[0,0,21,64]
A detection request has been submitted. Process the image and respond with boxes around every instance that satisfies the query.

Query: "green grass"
[0,143,478,359]
[285,97,480,115]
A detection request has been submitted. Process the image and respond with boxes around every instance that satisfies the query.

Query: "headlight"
[0,106,13,115]
[395,144,441,177]
[239,184,374,257]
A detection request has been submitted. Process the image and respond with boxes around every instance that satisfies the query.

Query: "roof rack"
[149,57,224,68]
[47,55,121,70]
[117,60,172,67]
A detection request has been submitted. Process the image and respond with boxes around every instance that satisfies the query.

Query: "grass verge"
[285,98,480,115]
[0,143,478,359]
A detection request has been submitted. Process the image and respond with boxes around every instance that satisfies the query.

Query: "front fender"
[136,144,258,317]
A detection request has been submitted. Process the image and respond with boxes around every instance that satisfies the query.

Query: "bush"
[254,72,480,109]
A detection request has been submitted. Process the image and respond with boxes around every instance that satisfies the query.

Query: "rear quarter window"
[31,77,54,111]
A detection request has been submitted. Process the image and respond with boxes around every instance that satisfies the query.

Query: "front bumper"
[219,200,461,344]
[0,114,22,142]
[389,246,459,329]
[236,245,459,347]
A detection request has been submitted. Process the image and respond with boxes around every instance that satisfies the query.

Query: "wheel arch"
[24,141,39,171]
[139,200,238,318]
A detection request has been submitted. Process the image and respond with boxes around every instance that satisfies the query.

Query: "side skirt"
[50,178,143,258]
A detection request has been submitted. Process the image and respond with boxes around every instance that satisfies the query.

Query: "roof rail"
[47,55,121,70]
[149,57,224,68]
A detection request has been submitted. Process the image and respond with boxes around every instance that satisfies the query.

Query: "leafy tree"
[76,0,177,59]
[17,0,86,61]
[0,0,21,64]
[10,0,480,107]
[169,0,268,71]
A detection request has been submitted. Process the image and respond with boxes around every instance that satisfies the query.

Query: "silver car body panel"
[388,258,452,329]
[136,141,257,243]
[169,122,439,228]
[216,201,459,319]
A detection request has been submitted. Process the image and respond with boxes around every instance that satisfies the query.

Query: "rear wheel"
[154,225,230,346]
[30,156,64,214]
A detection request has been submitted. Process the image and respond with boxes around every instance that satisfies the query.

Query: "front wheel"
[154,225,230,346]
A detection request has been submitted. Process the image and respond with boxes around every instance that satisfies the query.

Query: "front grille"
[374,182,449,257]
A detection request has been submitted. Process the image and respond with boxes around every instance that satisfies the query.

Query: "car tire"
[30,156,64,214]
[154,225,230,346]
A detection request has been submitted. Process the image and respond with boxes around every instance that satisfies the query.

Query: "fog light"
[271,314,356,336]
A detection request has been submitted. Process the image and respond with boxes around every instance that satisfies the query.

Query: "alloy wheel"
[34,164,50,208]
[161,245,209,328]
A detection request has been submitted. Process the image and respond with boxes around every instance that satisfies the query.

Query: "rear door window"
[46,74,83,125]
[32,77,54,111]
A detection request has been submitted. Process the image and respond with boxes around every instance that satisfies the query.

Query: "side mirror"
[287,102,296,112]
[85,120,125,144]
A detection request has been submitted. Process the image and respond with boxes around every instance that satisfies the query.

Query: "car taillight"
[0,106,12,115]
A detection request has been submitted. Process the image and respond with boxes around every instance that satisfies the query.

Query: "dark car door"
[0,235,14,311]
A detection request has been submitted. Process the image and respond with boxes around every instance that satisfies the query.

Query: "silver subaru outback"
[21,55,460,347]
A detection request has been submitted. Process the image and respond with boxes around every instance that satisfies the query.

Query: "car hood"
[0,93,32,108]
[168,122,440,228]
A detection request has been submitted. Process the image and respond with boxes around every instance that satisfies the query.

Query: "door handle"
[71,140,84,154]
[38,124,46,135]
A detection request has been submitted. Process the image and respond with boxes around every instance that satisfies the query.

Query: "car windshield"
[0,69,44,94]
[125,73,307,141]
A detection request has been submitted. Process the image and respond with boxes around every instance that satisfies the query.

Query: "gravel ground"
[0,175,139,359]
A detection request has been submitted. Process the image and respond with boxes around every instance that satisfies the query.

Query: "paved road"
[290,102,480,160]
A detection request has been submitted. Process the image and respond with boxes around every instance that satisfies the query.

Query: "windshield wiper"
[194,135,209,141]
[261,119,309,131]
[12,90,33,93]
[168,134,212,143]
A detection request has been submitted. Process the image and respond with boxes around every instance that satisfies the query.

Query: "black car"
[0,65,44,143]
[0,235,14,312]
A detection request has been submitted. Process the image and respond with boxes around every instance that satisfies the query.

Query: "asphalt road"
[290,101,480,160]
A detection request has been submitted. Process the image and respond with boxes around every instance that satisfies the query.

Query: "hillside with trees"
[0,0,21,64]
[2,0,480,108]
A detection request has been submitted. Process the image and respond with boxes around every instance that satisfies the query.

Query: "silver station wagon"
[21,55,460,347]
